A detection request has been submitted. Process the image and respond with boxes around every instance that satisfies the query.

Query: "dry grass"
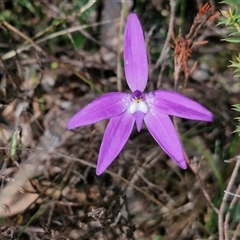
[0,0,239,239]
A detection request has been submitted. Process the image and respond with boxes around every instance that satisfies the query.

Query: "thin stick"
[232,222,240,240]
[2,20,119,60]
[0,173,24,193]
[218,156,240,240]
[224,190,240,198]
[224,185,240,240]
[1,20,102,93]
[184,152,219,214]
[116,1,126,92]
[0,147,167,211]
[156,0,176,89]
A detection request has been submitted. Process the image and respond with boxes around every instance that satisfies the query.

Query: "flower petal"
[144,111,187,169]
[124,13,148,92]
[67,92,131,129]
[146,90,213,122]
[96,112,134,175]
[133,111,145,132]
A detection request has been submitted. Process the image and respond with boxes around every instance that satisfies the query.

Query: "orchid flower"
[67,13,213,175]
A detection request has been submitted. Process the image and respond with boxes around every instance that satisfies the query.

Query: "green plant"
[220,1,240,134]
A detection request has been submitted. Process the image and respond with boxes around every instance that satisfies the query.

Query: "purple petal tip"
[147,91,214,122]
[177,160,187,169]
[66,92,131,130]
[96,168,103,176]
[96,113,135,176]
[124,13,148,92]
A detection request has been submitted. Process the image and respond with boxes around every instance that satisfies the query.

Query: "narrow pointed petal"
[146,91,213,122]
[124,13,148,92]
[144,111,187,169]
[67,92,131,129]
[133,111,145,132]
[96,112,134,175]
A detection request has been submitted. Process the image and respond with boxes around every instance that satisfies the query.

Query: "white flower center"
[129,100,148,114]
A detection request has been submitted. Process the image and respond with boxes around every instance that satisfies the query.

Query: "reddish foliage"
[172,3,219,79]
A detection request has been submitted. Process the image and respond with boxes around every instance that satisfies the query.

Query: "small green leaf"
[221,0,240,4]
[224,38,240,43]
[10,126,22,159]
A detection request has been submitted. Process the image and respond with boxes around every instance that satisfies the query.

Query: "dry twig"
[218,156,240,240]
[172,3,219,88]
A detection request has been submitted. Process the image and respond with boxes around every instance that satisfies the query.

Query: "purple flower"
[67,13,213,175]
